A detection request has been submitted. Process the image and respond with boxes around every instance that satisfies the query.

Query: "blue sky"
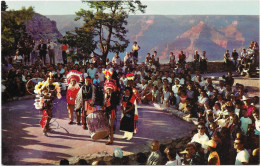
[5,0,259,15]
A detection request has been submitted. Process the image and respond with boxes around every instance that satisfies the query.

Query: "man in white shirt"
[112,52,121,66]
[47,39,57,65]
[96,67,105,84]
[87,63,97,79]
[191,123,209,154]
[234,138,250,165]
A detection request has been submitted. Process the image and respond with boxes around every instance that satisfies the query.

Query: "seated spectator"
[164,145,181,165]
[59,159,69,165]
[136,152,147,165]
[206,140,220,165]
[181,142,205,165]
[146,140,163,165]
[234,137,250,165]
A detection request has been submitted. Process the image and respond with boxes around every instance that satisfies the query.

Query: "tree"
[1,1,8,11]
[1,6,34,57]
[62,0,146,65]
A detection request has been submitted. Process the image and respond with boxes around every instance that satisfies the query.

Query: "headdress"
[126,73,135,80]
[103,68,113,79]
[66,70,83,84]
[104,79,117,92]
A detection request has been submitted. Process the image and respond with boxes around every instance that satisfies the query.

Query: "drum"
[85,101,97,115]
[86,110,110,140]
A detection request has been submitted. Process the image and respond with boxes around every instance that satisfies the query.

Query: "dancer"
[103,78,118,145]
[66,70,82,125]
[120,87,136,140]
[34,72,62,135]
[75,76,96,129]
[126,73,140,133]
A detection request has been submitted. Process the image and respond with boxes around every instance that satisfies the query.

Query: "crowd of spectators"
[2,39,259,165]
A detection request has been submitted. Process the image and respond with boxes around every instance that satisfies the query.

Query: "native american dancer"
[102,69,119,145]
[34,72,62,135]
[120,87,136,140]
[75,76,96,129]
[126,73,140,133]
[66,70,83,125]
[103,78,118,145]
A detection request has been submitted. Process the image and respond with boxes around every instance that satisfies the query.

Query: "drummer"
[104,79,118,145]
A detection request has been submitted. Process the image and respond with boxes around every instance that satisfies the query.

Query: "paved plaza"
[2,73,259,165]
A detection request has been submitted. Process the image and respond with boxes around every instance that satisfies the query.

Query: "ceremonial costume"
[75,77,96,129]
[34,73,62,135]
[103,69,118,145]
[120,88,136,140]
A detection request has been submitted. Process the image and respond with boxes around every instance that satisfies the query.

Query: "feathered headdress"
[103,68,113,80]
[66,70,83,84]
[104,79,117,92]
[126,73,135,80]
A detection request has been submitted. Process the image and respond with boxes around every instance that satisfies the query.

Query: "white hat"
[242,95,250,101]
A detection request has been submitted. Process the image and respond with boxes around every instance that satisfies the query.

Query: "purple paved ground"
[2,97,195,165]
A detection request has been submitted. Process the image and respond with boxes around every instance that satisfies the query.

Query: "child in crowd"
[169,91,176,108]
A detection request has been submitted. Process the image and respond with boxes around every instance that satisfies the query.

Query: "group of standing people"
[224,41,259,74]
[13,38,58,66]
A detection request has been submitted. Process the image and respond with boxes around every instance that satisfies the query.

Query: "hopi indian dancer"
[126,73,140,133]
[34,72,62,136]
[120,87,136,140]
[102,69,118,145]
[75,76,96,129]
[66,70,83,125]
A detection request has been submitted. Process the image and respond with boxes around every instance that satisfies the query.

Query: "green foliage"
[1,1,8,11]
[1,6,34,56]
[61,0,146,65]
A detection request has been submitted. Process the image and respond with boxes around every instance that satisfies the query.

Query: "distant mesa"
[41,15,259,62]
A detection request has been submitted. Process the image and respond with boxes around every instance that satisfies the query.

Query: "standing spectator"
[178,50,186,68]
[232,49,239,71]
[96,67,105,84]
[132,41,141,64]
[240,109,252,136]
[145,53,151,65]
[124,52,130,65]
[193,50,200,71]
[30,45,38,64]
[169,51,175,68]
[200,51,208,74]
[24,40,33,65]
[146,140,163,165]
[112,52,121,66]
[37,39,47,65]
[234,137,250,165]
[61,43,68,64]
[87,63,97,79]
[13,50,23,65]
[47,39,57,65]
[224,49,231,71]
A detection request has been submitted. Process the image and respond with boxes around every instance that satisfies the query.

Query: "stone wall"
[64,135,191,165]
[159,61,225,73]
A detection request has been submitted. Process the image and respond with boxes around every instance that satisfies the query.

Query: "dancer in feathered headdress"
[103,69,121,145]
[75,76,96,130]
[66,70,83,125]
[126,73,140,134]
[34,72,62,136]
